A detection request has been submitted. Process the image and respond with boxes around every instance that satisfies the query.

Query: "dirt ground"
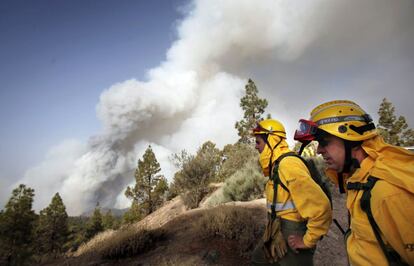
[56,189,349,266]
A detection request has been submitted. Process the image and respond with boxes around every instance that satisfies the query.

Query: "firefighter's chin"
[324,157,341,172]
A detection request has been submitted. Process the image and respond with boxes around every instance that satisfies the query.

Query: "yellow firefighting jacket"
[327,136,414,265]
[265,149,332,248]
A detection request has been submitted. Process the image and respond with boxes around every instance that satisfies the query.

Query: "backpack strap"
[270,152,329,216]
[347,176,404,265]
[272,152,329,195]
[272,152,297,191]
[269,152,296,219]
[271,153,342,238]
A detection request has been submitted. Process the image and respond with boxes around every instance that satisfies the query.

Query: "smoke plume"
[17,0,414,215]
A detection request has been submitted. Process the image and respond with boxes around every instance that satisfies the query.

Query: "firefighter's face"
[255,135,266,153]
[316,134,345,172]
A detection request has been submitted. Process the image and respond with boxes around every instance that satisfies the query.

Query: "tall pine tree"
[125,145,165,216]
[377,98,414,146]
[235,79,268,143]
[34,193,69,257]
[85,204,104,240]
[0,184,37,265]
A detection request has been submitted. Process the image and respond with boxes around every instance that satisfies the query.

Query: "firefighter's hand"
[262,219,287,262]
[270,228,288,259]
[287,234,307,253]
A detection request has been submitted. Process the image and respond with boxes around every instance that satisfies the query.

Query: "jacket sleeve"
[373,187,414,265]
[279,157,332,247]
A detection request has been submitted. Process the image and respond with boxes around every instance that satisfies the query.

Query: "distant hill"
[80,207,128,218]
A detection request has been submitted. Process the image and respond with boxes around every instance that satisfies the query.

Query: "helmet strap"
[342,141,353,173]
[337,173,346,194]
[349,123,376,135]
[298,140,311,156]
[338,140,362,193]
[336,141,352,194]
[267,137,283,177]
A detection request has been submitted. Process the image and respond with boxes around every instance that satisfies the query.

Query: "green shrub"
[172,141,222,209]
[216,143,258,182]
[204,158,266,207]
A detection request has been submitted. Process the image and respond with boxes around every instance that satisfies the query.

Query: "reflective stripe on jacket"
[266,201,296,212]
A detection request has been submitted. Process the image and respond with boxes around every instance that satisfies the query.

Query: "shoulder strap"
[272,152,299,192]
[347,176,403,265]
[272,152,326,192]
[269,152,296,219]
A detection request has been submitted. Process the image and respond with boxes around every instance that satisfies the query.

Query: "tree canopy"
[34,193,69,257]
[235,79,269,143]
[85,204,104,240]
[377,98,414,146]
[0,184,37,265]
[171,141,222,208]
[125,145,167,218]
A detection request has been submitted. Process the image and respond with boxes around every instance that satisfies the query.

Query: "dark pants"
[251,219,314,266]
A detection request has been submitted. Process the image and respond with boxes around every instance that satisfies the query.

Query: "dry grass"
[52,199,268,265]
[72,225,165,261]
[73,229,116,256]
[99,226,166,259]
[65,196,186,264]
[194,205,263,257]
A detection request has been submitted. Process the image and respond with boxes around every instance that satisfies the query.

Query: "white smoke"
[16,139,87,212]
[16,0,414,214]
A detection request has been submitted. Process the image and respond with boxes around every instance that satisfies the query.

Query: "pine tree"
[65,216,88,252]
[34,193,69,257]
[102,210,119,230]
[122,200,143,224]
[0,184,37,265]
[152,177,169,210]
[85,204,103,240]
[377,98,414,146]
[235,79,268,143]
[125,145,165,215]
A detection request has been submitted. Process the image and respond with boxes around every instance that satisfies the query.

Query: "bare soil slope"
[55,190,348,266]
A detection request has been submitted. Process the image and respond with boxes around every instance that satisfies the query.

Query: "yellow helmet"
[252,119,286,139]
[309,100,377,141]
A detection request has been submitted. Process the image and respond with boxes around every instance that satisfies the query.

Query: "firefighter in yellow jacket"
[294,100,414,265]
[251,119,332,265]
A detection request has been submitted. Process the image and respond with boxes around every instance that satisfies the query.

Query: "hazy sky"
[1,0,413,214]
[0,0,186,206]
